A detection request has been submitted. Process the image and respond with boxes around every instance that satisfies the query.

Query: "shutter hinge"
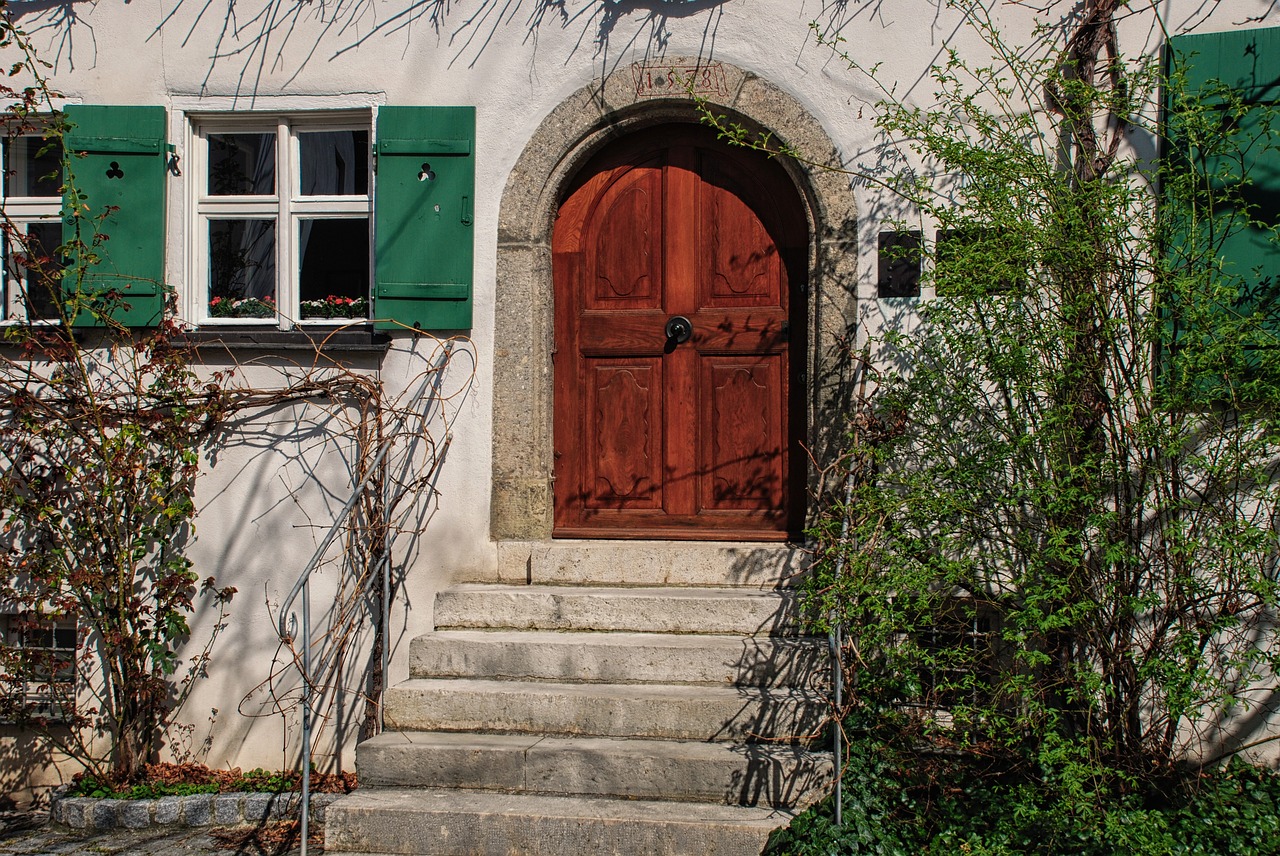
[166,144,181,177]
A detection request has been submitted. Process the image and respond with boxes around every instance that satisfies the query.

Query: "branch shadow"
[6,0,738,100]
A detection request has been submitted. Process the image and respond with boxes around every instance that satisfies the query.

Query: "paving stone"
[89,799,122,829]
[213,794,242,825]
[0,808,317,854]
[121,799,154,829]
[180,794,214,827]
[154,795,181,825]
[325,789,794,856]
[242,792,274,823]
[410,629,825,687]
[58,797,89,829]
[384,678,826,742]
[269,792,301,819]
[309,792,339,822]
[342,577,832,854]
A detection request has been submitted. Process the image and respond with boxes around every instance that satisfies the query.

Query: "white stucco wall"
[3,0,1278,792]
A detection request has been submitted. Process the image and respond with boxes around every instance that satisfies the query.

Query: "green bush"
[69,776,219,800]
[67,766,301,799]
[228,767,299,794]
[768,733,1280,856]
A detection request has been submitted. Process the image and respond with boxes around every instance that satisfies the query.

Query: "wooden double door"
[552,125,807,540]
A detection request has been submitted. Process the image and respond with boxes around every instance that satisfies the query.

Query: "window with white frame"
[191,114,371,326]
[1,134,63,322]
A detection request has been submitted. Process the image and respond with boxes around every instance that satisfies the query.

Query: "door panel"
[588,163,663,310]
[701,357,784,511]
[585,359,663,509]
[553,125,806,539]
[702,158,785,307]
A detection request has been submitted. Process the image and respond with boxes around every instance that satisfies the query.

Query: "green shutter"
[62,105,167,327]
[1163,28,1280,397]
[374,106,475,331]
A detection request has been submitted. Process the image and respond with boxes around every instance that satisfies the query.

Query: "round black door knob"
[665,315,693,344]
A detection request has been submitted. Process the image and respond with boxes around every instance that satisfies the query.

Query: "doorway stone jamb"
[491,58,859,541]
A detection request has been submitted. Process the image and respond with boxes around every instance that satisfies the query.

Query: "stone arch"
[491,58,858,540]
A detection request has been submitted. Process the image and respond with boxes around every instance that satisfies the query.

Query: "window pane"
[878,230,922,298]
[5,137,62,198]
[207,133,275,196]
[298,131,369,196]
[25,223,62,321]
[52,624,76,650]
[5,224,63,321]
[299,218,369,318]
[209,219,276,317]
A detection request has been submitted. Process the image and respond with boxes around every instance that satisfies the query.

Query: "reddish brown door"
[552,125,807,540]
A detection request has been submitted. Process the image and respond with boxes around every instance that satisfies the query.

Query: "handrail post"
[381,467,391,733]
[274,342,458,852]
[830,619,842,827]
[300,579,312,856]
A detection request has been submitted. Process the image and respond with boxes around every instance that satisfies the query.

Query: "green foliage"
[228,767,300,794]
[70,776,220,800]
[68,767,300,798]
[700,2,1280,847]
[769,0,1280,804]
[769,732,1280,856]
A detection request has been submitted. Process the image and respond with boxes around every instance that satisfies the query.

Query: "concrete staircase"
[325,542,832,856]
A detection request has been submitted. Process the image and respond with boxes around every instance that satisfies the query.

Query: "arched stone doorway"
[492,58,858,542]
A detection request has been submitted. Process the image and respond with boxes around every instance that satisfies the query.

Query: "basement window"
[0,615,77,722]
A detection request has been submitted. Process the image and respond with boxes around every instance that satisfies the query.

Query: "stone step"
[489,540,806,588]
[355,732,833,807]
[325,788,795,856]
[434,584,803,635]
[409,630,826,687]
[383,678,827,743]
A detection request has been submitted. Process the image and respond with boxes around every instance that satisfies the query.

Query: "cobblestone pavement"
[0,811,317,855]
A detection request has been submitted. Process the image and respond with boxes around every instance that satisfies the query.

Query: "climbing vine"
[0,2,471,787]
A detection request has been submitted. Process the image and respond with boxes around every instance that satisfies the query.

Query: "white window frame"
[1,132,63,324]
[187,112,373,330]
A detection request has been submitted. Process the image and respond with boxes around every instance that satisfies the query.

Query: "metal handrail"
[276,341,454,856]
[827,449,858,828]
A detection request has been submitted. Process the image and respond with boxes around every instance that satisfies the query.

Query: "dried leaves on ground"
[211,819,324,855]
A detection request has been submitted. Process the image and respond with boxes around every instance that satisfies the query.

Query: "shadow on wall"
[10,0,745,93]
[169,338,473,777]
[0,725,67,808]
[7,0,944,99]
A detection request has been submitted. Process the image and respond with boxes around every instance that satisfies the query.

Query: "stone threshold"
[50,789,340,831]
